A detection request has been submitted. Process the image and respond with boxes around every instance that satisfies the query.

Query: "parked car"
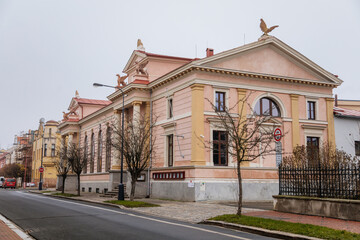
[0,176,4,188]
[3,178,16,189]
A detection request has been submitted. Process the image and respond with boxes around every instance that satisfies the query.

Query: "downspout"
[146,89,153,198]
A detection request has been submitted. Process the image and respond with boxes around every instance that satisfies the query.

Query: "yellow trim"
[325,98,335,147]
[132,101,142,106]
[237,88,249,166]
[111,165,121,170]
[191,84,205,165]
[290,94,300,147]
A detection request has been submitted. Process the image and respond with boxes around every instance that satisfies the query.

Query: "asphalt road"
[0,189,275,240]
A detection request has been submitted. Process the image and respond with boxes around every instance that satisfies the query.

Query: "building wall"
[335,117,360,157]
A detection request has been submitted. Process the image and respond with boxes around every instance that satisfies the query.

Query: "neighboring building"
[32,120,60,188]
[59,36,341,201]
[335,96,360,111]
[0,152,7,169]
[14,131,35,183]
[334,106,360,158]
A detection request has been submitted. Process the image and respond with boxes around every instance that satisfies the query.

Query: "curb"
[28,191,126,209]
[0,214,34,240]
[201,220,322,240]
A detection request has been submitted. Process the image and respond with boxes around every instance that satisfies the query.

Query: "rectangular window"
[49,128,52,138]
[355,141,360,156]
[308,101,316,120]
[51,144,55,157]
[44,144,47,157]
[307,136,319,166]
[167,134,173,167]
[215,92,225,112]
[213,131,228,166]
[168,98,173,119]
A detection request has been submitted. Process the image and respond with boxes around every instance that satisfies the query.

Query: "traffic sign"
[39,167,44,173]
[274,128,282,142]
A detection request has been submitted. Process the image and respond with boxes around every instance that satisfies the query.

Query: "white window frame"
[166,96,174,119]
[213,87,229,112]
[163,123,176,167]
[306,97,319,120]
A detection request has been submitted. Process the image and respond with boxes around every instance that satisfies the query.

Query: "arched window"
[90,133,95,173]
[105,127,112,172]
[83,135,88,173]
[254,97,281,117]
[97,130,102,172]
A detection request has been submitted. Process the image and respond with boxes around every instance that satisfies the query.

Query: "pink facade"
[58,37,342,201]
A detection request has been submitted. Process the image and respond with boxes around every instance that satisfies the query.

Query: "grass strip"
[210,214,360,240]
[40,191,53,193]
[52,193,79,197]
[104,200,160,208]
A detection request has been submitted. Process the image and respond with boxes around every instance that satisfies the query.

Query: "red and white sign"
[39,167,44,173]
[274,128,282,142]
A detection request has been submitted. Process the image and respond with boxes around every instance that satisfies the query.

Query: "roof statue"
[75,90,79,98]
[260,19,279,36]
[116,74,127,87]
[137,39,145,51]
[135,60,149,76]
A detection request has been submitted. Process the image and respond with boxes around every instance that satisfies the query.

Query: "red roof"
[76,98,112,106]
[334,107,360,118]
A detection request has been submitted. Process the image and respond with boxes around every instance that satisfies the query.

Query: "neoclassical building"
[59,36,342,201]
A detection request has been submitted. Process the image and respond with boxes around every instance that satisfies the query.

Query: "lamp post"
[93,83,125,200]
[39,118,45,190]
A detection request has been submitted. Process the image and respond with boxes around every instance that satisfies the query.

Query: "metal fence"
[279,165,360,199]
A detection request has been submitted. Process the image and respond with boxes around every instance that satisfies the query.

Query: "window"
[44,144,47,157]
[254,97,280,117]
[215,92,225,112]
[308,101,316,120]
[105,127,112,172]
[90,133,95,173]
[307,136,320,166]
[167,134,174,167]
[213,131,228,166]
[83,136,88,173]
[49,128,52,138]
[355,141,360,156]
[51,144,55,157]
[97,130,102,172]
[167,98,173,119]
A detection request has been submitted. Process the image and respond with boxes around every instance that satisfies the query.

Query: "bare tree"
[67,143,87,196]
[54,144,71,194]
[204,95,278,215]
[111,113,156,201]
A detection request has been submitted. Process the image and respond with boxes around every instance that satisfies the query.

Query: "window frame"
[254,97,281,117]
[167,134,174,167]
[167,98,173,119]
[105,127,112,172]
[215,91,226,112]
[97,130,103,172]
[51,144,55,157]
[355,141,360,156]
[212,130,228,166]
[83,135,88,173]
[307,101,316,120]
[306,136,320,166]
[44,143,47,157]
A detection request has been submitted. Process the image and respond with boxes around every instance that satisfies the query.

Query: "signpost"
[274,128,282,166]
[39,167,44,173]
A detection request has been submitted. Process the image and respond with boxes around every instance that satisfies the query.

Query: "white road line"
[0,214,34,240]
[18,191,252,240]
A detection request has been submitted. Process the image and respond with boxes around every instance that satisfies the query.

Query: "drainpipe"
[146,89,153,198]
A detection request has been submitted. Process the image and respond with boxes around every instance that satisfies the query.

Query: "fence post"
[278,165,282,195]
[318,162,322,198]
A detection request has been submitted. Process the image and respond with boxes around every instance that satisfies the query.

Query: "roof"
[137,50,195,61]
[75,98,112,105]
[46,120,59,125]
[334,107,360,119]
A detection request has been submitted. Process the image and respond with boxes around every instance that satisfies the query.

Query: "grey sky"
[0,0,359,148]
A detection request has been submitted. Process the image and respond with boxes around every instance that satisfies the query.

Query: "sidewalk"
[0,214,32,240]
[31,190,360,234]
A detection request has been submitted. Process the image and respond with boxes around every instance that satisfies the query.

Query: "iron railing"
[279,165,360,199]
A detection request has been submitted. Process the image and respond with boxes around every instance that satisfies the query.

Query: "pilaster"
[325,98,335,148]
[191,84,205,165]
[290,94,300,148]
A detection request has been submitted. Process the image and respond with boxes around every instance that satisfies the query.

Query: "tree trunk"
[237,161,243,216]
[77,174,81,196]
[130,176,136,201]
[62,175,66,194]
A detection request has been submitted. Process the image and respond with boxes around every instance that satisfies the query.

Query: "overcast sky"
[0,0,359,149]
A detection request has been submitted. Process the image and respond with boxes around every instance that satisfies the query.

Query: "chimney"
[335,94,338,107]
[206,48,214,57]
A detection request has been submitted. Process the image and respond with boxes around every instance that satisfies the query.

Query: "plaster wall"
[334,117,360,157]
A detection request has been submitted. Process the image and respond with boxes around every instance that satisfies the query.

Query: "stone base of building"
[56,175,78,191]
[150,179,279,202]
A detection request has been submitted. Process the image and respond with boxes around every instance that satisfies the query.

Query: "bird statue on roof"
[116,74,127,87]
[137,39,145,51]
[135,60,149,75]
[260,19,279,36]
[75,90,79,98]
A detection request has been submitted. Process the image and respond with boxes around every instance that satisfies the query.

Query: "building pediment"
[195,37,342,86]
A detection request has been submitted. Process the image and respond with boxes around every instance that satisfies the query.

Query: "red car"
[3,178,16,189]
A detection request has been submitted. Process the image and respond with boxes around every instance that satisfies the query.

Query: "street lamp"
[93,83,125,200]
[39,118,45,190]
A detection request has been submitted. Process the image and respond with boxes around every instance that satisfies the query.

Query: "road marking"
[18,191,252,240]
[0,214,34,240]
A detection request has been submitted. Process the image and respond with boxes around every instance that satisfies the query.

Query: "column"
[191,84,205,165]
[111,109,121,170]
[132,101,142,126]
[67,133,73,148]
[325,98,335,148]
[237,89,249,167]
[290,94,300,148]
